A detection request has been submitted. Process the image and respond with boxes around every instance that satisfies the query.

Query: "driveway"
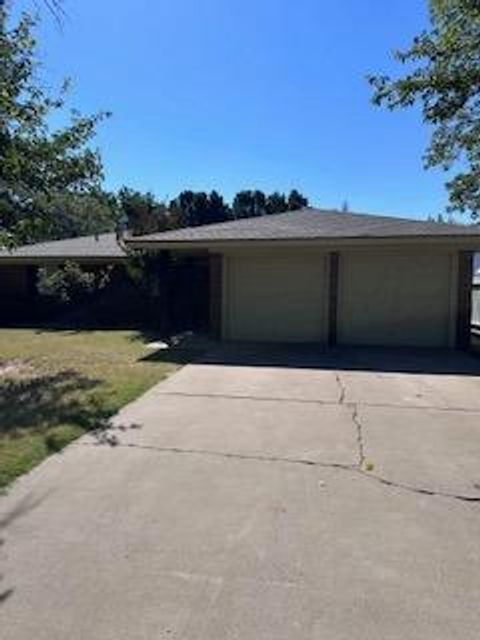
[1,345,480,639]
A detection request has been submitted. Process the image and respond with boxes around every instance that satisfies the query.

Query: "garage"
[338,251,456,348]
[223,252,328,342]
[127,207,480,349]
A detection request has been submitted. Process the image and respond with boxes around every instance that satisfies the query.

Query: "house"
[0,233,127,320]
[127,207,480,349]
[473,255,480,331]
[0,232,209,330]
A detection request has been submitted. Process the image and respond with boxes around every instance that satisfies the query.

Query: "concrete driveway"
[2,345,480,640]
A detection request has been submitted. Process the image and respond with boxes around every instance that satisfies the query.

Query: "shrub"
[37,261,113,304]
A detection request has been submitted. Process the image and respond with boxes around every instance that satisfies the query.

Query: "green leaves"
[369,0,480,217]
[0,9,110,246]
[37,261,113,303]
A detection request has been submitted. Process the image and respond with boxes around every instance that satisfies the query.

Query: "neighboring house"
[472,254,480,330]
[0,233,127,319]
[127,207,480,349]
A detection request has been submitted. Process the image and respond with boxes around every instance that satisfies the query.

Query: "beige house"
[127,207,480,349]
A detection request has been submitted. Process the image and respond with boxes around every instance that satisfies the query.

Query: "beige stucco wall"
[338,249,458,348]
[223,251,328,342]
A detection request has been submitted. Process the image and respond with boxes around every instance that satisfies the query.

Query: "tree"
[0,9,110,247]
[37,260,112,303]
[169,191,202,227]
[205,190,231,224]
[265,192,287,215]
[32,191,118,241]
[287,189,309,211]
[232,190,267,218]
[132,188,308,232]
[368,0,480,217]
[0,0,66,24]
[169,190,231,227]
[117,188,169,236]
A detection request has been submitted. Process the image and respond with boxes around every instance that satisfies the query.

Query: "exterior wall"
[0,265,34,322]
[0,261,132,325]
[222,251,328,342]
[0,265,30,298]
[338,249,457,348]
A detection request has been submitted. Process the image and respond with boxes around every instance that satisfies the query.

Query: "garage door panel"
[226,255,327,342]
[339,253,453,347]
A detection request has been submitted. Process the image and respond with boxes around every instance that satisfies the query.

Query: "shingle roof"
[0,233,126,261]
[127,207,480,244]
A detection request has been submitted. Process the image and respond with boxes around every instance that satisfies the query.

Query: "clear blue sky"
[31,0,448,218]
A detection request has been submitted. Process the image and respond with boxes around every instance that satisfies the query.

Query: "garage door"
[338,252,454,347]
[225,254,327,342]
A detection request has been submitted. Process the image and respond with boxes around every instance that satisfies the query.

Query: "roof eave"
[126,235,480,252]
[0,255,126,264]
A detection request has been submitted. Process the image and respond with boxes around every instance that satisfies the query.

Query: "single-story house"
[127,207,480,349]
[0,233,127,319]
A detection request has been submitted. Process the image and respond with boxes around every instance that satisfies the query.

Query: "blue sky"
[29,0,449,218]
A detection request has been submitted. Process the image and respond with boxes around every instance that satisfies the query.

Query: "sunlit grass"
[0,328,193,488]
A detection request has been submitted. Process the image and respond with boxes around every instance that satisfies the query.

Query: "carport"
[127,207,480,350]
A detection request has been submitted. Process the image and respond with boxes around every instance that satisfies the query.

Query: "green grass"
[0,328,197,488]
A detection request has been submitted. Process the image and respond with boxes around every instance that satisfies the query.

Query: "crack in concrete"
[87,439,353,471]
[90,370,480,507]
[334,372,346,405]
[350,404,366,469]
[334,370,366,469]
[153,390,480,414]
[356,470,480,503]
[82,440,480,505]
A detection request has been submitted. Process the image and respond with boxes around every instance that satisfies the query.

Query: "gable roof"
[0,233,126,262]
[126,207,480,246]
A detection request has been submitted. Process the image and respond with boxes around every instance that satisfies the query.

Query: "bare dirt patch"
[0,360,34,378]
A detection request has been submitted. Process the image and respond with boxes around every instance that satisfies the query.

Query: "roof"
[126,207,480,246]
[0,233,126,262]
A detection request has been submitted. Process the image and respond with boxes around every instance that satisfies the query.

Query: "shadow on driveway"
[144,343,480,376]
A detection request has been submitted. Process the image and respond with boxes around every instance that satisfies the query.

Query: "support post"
[209,254,222,339]
[456,250,473,350]
[328,252,340,347]
[156,250,171,336]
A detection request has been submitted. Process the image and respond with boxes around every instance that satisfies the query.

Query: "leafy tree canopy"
[168,190,231,228]
[232,189,309,219]
[0,8,110,247]
[117,187,169,236]
[165,188,308,233]
[33,191,118,241]
[287,189,309,211]
[368,0,480,217]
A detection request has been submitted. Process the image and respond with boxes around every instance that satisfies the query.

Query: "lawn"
[0,328,196,488]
